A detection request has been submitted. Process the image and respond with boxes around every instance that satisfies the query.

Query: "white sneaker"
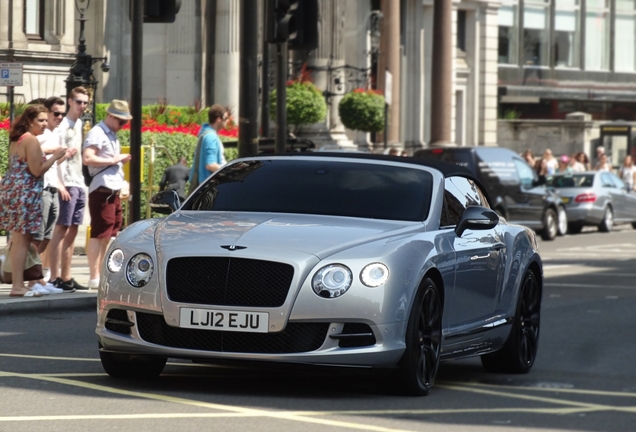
[30,283,51,295]
[41,283,64,294]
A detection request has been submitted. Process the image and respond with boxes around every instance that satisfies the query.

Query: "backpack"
[82,124,116,187]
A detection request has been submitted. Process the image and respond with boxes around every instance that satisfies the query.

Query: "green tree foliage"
[338,89,385,133]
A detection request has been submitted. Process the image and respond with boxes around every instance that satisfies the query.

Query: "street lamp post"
[64,0,110,131]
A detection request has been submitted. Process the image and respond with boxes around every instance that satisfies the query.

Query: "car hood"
[154,211,419,259]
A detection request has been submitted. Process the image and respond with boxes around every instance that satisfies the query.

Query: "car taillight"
[575,193,597,203]
[431,148,443,154]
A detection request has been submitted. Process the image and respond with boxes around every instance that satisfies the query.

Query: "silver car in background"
[548,171,636,233]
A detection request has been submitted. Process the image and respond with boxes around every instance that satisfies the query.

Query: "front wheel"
[100,350,167,379]
[540,208,558,241]
[481,270,541,374]
[396,278,442,396]
[598,207,613,232]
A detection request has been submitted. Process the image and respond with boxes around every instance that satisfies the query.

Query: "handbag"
[0,243,44,284]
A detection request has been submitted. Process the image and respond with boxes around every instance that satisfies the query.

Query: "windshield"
[547,174,595,188]
[183,159,434,221]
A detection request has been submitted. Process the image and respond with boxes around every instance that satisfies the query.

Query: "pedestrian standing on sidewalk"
[0,105,68,297]
[619,155,636,191]
[47,86,90,292]
[82,100,132,290]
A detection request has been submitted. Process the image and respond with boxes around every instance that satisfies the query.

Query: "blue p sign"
[0,69,9,79]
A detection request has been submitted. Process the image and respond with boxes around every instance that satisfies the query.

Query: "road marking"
[545,283,636,289]
[0,370,413,432]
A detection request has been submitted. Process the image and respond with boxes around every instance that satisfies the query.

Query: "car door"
[601,173,626,220]
[444,177,506,327]
[510,158,545,229]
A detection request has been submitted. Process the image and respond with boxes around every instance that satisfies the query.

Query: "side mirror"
[150,190,180,215]
[455,206,499,237]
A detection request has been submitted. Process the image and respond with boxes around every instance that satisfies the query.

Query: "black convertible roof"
[273,151,476,178]
[264,151,492,205]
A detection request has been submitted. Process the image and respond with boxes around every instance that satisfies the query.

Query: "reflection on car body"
[548,171,636,233]
[97,153,543,396]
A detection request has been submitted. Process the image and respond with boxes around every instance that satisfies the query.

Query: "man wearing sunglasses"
[48,86,90,292]
[83,99,132,290]
[33,97,77,289]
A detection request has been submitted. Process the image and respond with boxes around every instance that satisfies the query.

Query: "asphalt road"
[0,226,635,432]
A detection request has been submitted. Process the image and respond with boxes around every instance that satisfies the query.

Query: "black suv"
[414,146,567,240]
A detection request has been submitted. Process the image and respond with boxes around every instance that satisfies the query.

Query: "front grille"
[338,323,376,348]
[166,257,294,307]
[105,309,133,335]
[136,312,329,354]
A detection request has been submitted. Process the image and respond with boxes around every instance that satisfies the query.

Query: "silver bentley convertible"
[97,153,543,396]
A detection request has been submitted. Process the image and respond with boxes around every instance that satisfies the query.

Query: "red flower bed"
[0,117,238,138]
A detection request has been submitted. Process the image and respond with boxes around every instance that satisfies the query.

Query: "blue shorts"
[57,186,86,227]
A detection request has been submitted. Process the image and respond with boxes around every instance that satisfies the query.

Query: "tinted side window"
[600,173,615,188]
[609,173,625,189]
[441,177,488,226]
[475,148,520,185]
[513,159,536,189]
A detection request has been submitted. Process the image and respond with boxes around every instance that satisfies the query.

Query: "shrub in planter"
[0,129,8,177]
[270,81,327,129]
[338,88,385,133]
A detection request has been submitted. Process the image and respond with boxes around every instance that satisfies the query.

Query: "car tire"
[567,223,583,234]
[481,269,541,374]
[99,349,167,379]
[540,208,558,241]
[396,277,442,396]
[557,206,568,236]
[598,207,613,232]
[632,222,636,229]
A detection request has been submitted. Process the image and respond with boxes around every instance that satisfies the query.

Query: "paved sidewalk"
[0,231,97,315]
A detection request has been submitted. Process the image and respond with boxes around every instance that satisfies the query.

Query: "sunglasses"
[51,112,64,117]
[74,99,89,106]
[117,119,128,126]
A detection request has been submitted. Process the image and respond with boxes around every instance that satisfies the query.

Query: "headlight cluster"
[312,262,390,299]
[106,249,154,288]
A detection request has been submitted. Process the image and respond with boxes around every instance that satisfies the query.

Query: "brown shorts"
[88,188,122,239]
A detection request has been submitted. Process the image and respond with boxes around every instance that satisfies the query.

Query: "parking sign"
[0,63,23,86]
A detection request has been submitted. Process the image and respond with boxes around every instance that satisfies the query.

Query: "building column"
[478,3,499,146]
[430,0,453,146]
[377,0,401,146]
[214,0,240,114]
[403,0,426,152]
[304,0,353,148]
[343,0,372,150]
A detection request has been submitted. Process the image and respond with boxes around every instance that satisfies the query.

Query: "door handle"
[471,253,490,260]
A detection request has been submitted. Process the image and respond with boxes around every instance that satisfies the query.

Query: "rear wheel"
[557,206,568,236]
[396,278,442,396]
[481,270,541,374]
[598,207,613,232]
[100,349,167,379]
[540,208,558,241]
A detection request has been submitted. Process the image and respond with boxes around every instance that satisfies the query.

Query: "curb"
[0,294,96,315]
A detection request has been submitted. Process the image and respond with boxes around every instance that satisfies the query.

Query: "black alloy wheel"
[397,278,442,396]
[540,208,558,240]
[99,348,167,379]
[481,270,541,374]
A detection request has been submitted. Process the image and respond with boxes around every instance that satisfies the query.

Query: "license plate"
[179,308,269,333]
[561,197,570,204]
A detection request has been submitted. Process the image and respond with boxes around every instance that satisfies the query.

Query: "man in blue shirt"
[189,104,228,194]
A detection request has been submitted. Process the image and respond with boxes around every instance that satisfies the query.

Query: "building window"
[24,0,44,40]
[554,0,580,67]
[457,10,467,52]
[499,0,519,63]
[523,0,551,66]
[615,0,636,72]
[585,0,609,70]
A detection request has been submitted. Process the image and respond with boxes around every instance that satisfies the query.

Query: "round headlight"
[126,253,154,288]
[360,263,389,287]
[107,249,125,273]
[312,264,352,298]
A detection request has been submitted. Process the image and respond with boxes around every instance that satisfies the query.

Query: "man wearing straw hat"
[82,99,132,290]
